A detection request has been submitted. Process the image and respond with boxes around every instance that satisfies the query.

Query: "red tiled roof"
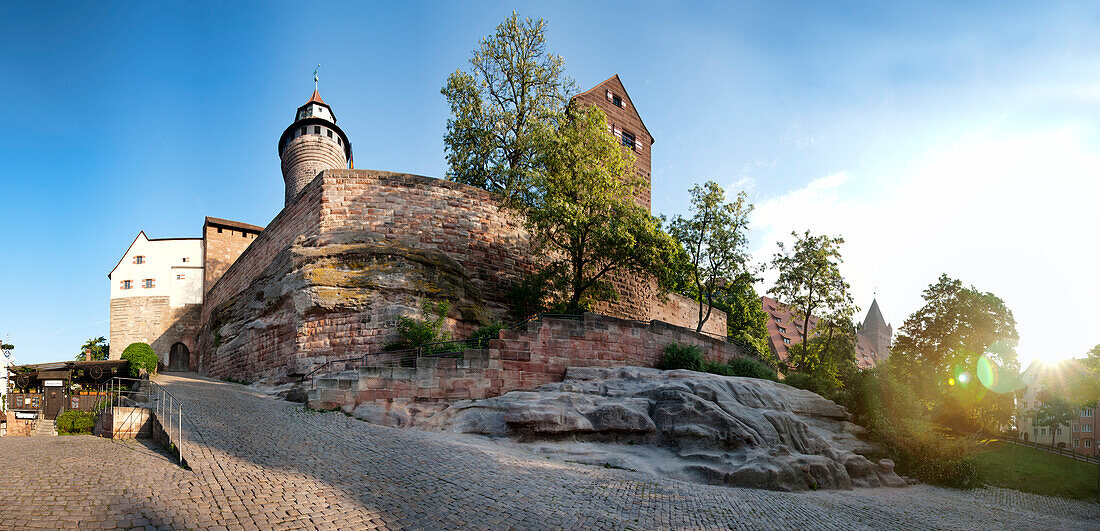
[306,89,326,105]
[760,295,886,368]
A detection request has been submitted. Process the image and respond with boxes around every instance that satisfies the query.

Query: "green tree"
[788,317,859,390]
[76,336,109,361]
[524,104,679,312]
[1034,391,1075,447]
[708,273,772,364]
[442,13,574,204]
[121,342,158,378]
[669,181,753,333]
[768,230,855,344]
[890,275,1020,432]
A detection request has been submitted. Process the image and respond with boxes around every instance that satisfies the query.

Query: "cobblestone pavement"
[1,372,1097,529]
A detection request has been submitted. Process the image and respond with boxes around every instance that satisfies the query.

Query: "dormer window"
[133,255,145,264]
[612,95,623,108]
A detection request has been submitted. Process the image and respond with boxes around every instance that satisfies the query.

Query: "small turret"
[278,88,353,206]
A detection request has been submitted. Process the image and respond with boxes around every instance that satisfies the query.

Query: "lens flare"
[948,378,956,386]
[958,372,970,384]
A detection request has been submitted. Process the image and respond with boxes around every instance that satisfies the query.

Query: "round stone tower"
[278,89,353,206]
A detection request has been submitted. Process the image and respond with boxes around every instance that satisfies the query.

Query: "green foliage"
[222,376,250,385]
[56,410,97,435]
[1,343,13,350]
[768,230,855,344]
[785,319,859,390]
[877,420,982,489]
[384,300,452,351]
[889,274,1020,433]
[1034,391,1075,446]
[782,372,837,398]
[525,104,681,313]
[442,13,574,204]
[76,336,109,361]
[121,342,158,378]
[506,273,552,320]
[725,357,778,381]
[668,181,753,333]
[656,343,704,372]
[470,322,507,345]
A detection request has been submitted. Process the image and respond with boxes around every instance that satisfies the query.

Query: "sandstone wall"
[203,222,260,296]
[3,412,33,437]
[109,296,201,368]
[311,313,749,407]
[281,135,346,206]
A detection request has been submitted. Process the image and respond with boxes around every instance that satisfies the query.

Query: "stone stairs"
[32,419,57,437]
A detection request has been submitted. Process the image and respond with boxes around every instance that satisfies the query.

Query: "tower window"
[143,279,155,289]
[217,228,223,233]
[121,280,132,290]
[133,255,145,264]
[327,130,332,138]
[612,94,624,108]
[314,126,321,134]
[242,231,248,238]
[621,131,636,149]
[337,137,341,145]
[300,127,306,136]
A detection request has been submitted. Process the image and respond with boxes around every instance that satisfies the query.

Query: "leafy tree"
[768,230,855,344]
[890,275,1020,432]
[788,317,859,390]
[669,181,752,333]
[76,336,109,361]
[708,273,773,364]
[524,104,680,312]
[442,13,574,204]
[1034,391,1075,447]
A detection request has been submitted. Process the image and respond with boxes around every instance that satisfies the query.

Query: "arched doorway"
[168,342,189,372]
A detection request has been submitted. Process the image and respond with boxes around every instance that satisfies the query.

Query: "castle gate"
[168,342,189,372]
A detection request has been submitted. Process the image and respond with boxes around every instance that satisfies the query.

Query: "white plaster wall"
[109,233,203,306]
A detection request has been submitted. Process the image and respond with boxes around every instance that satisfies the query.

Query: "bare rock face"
[412,366,904,492]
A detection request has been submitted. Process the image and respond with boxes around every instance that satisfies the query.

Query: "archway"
[168,342,189,372]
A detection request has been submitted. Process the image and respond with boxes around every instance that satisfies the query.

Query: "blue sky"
[2,1,1098,366]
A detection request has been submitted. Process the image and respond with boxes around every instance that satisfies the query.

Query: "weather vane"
[313,64,321,90]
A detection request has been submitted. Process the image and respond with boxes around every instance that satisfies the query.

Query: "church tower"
[278,89,353,206]
[857,298,893,361]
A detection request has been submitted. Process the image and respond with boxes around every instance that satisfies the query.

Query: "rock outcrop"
[392,366,904,492]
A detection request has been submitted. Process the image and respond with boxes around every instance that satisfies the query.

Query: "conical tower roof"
[862,298,888,332]
[306,88,326,105]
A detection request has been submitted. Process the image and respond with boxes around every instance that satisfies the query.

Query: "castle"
[761,296,892,368]
[108,75,731,388]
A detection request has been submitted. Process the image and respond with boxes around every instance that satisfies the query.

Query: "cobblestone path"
[1,372,1097,529]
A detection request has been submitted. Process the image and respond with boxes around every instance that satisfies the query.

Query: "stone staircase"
[32,419,57,437]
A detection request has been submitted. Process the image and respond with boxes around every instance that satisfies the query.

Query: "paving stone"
[1,372,1097,529]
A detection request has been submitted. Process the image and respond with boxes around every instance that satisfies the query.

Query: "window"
[217,227,223,233]
[1086,424,1094,433]
[1087,439,1093,448]
[327,130,332,138]
[621,131,636,149]
[176,274,185,280]
[133,255,145,264]
[142,279,155,288]
[612,94,624,108]
[121,280,132,290]
[1033,428,1038,436]
[782,337,790,345]
[242,231,248,238]
[774,316,782,322]
[337,137,341,145]
[300,127,306,135]
[1084,408,1094,417]
[778,327,786,333]
[1074,439,1080,448]
[1075,424,1080,432]
[1057,428,1063,436]
[314,126,321,134]
[182,257,190,263]
[1041,428,1046,436]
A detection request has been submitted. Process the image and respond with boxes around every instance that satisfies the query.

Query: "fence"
[104,377,189,467]
[995,435,1100,465]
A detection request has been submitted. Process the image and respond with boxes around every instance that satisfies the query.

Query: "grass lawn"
[974,440,1099,502]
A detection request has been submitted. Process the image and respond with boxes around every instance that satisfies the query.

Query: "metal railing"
[304,313,586,388]
[104,377,188,467]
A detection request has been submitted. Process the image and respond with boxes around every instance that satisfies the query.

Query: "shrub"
[56,410,96,435]
[121,342,159,378]
[781,372,836,397]
[878,420,982,488]
[726,357,778,381]
[470,322,507,345]
[384,300,451,351]
[657,343,704,371]
[507,274,551,321]
[701,359,732,376]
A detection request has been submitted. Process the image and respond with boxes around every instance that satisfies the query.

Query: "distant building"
[107,218,263,371]
[1016,360,1097,455]
[761,296,891,369]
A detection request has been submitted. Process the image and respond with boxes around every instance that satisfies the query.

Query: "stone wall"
[310,313,749,408]
[281,134,346,206]
[198,169,725,382]
[109,296,201,368]
[3,412,33,437]
[203,219,262,297]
